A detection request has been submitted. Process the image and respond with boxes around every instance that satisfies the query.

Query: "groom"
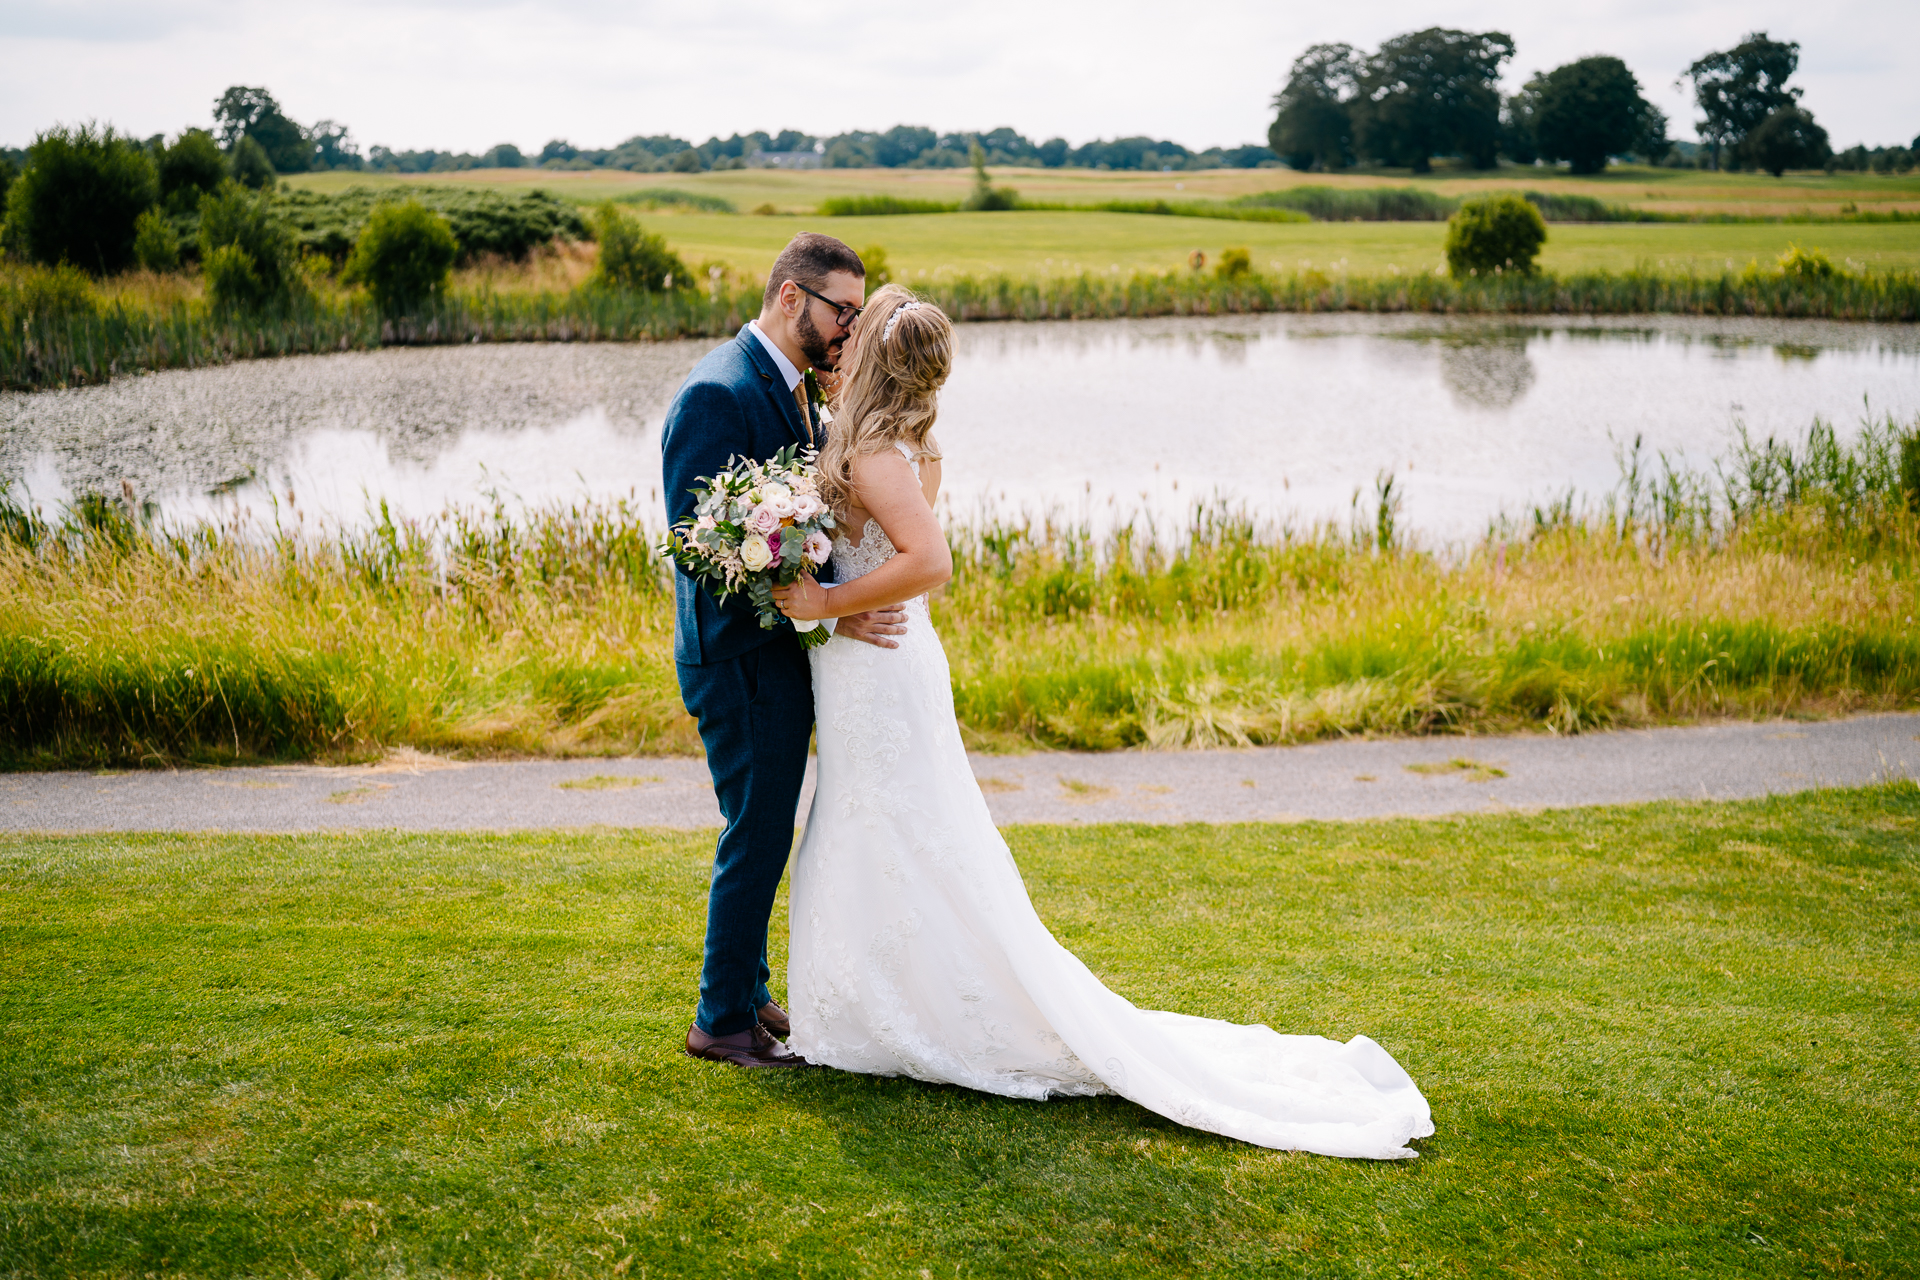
[663,232,906,1068]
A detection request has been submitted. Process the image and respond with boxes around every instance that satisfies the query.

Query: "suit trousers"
[678,635,815,1036]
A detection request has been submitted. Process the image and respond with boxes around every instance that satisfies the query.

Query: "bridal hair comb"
[881,301,923,343]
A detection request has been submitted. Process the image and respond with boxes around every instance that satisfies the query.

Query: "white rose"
[739,534,773,571]
[760,482,792,504]
[791,494,824,520]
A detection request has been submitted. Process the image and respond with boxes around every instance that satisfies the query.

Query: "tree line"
[1271,27,1911,178]
[79,87,1272,178]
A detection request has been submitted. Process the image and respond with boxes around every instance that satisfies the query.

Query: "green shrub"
[230,136,276,190]
[1778,243,1840,281]
[0,262,96,327]
[1444,192,1547,278]
[1231,186,1456,221]
[132,208,179,271]
[342,199,458,316]
[157,129,228,214]
[819,194,958,216]
[587,201,688,292]
[198,181,296,311]
[2,124,158,275]
[201,244,270,311]
[275,186,587,264]
[1215,247,1253,280]
[860,245,893,287]
[614,187,736,213]
[961,143,1019,212]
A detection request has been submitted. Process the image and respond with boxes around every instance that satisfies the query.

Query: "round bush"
[132,208,180,272]
[157,129,229,214]
[3,124,158,276]
[588,202,688,293]
[1444,193,1547,279]
[198,181,296,311]
[343,200,458,316]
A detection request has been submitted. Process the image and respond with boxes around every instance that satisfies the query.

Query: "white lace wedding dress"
[789,446,1434,1159]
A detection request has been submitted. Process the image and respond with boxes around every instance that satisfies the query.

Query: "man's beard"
[794,304,841,369]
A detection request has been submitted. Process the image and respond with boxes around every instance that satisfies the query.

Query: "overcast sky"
[4,0,1915,155]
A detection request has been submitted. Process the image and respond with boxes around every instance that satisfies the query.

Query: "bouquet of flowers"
[660,444,837,649]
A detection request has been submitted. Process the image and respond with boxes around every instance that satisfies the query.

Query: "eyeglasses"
[794,281,863,329]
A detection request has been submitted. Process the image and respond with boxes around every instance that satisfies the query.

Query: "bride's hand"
[772,574,830,622]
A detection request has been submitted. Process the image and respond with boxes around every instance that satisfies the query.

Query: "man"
[662,232,907,1068]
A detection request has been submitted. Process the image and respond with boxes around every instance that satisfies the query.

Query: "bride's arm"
[775,450,950,621]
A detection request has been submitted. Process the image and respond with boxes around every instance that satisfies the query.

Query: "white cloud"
[1,0,1914,151]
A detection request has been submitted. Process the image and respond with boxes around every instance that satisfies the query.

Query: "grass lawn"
[2,785,1915,1276]
[629,211,1920,279]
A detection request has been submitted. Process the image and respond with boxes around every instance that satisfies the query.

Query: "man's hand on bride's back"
[835,605,909,649]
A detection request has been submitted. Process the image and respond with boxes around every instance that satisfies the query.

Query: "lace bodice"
[828,441,919,588]
[829,517,896,585]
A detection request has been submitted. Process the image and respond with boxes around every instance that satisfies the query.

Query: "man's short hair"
[762,233,865,309]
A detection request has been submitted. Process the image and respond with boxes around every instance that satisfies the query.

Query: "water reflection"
[1436,338,1537,410]
[2,313,1916,542]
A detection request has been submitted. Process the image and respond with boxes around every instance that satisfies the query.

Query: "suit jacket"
[663,327,819,666]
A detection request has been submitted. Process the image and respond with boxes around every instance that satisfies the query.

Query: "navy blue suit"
[662,328,820,1037]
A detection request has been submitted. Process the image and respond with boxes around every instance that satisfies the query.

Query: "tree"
[1500,73,1548,164]
[213,86,309,173]
[157,128,227,214]
[1684,32,1801,171]
[1444,192,1546,277]
[1534,56,1656,174]
[480,143,524,168]
[1636,105,1673,166]
[343,200,458,316]
[1740,106,1830,176]
[961,143,1018,210]
[309,120,361,170]
[1268,43,1357,171]
[1037,137,1069,167]
[2,123,158,275]
[1352,28,1514,171]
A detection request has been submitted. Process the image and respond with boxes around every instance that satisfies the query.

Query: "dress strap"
[893,439,919,474]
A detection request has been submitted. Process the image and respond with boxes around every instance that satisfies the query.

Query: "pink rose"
[791,494,825,520]
[767,530,782,560]
[749,505,780,534]
[803,531,832,565]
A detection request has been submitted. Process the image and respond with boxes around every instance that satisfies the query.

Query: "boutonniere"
[803,369,835,429]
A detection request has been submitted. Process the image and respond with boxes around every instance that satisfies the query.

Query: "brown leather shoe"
[685,1021,814,1068]
[757,1000,792,1040]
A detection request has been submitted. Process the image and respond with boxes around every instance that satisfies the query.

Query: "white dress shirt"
[746,320,803,392]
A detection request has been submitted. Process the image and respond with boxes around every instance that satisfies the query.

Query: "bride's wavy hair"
[816,284,952,518]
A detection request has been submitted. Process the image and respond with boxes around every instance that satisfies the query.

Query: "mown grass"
[0,417,1914,768]
[283,162,1920,221]
[645,211,1920,279]
[1,785,1915,1275]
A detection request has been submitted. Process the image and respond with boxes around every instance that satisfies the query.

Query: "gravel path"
[4,714,1914,834]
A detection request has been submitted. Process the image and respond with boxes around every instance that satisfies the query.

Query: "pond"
[3,314,1917,543]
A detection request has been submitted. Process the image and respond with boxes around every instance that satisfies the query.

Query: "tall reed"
[7,258,1917,393]
[1,417,1913,766]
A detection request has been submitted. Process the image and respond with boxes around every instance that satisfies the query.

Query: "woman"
[770,286,1432,1159]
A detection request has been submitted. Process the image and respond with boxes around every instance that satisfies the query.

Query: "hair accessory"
[881,301,923,343]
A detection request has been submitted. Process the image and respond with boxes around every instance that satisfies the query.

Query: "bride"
[769,286,1433,1160]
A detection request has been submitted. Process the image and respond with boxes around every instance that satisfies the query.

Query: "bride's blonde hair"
[816,284,952,518]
